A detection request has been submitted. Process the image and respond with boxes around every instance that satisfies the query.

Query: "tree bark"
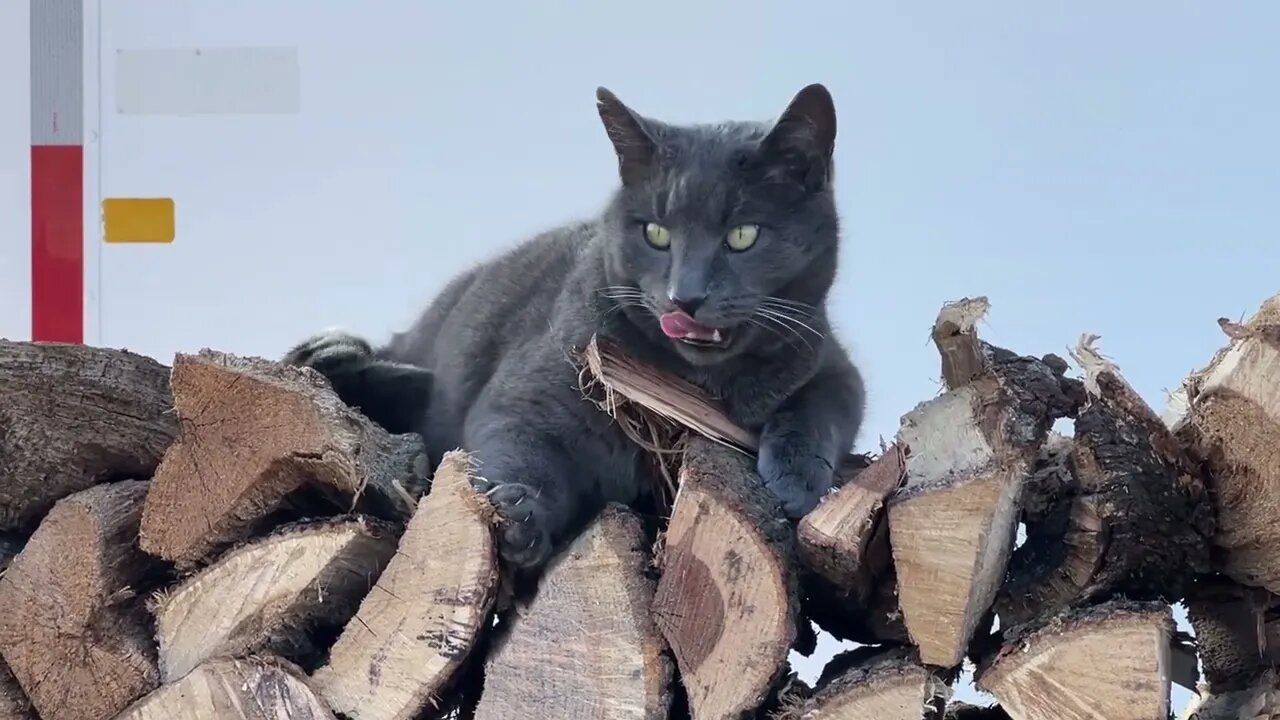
[0,340,177,532]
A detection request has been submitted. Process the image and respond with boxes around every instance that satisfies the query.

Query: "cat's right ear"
[596,87,657,185]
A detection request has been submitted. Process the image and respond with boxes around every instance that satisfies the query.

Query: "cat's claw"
[470,478,553,569]
[757,427,836,519]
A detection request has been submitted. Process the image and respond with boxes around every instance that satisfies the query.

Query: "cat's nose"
[668,291,707,316]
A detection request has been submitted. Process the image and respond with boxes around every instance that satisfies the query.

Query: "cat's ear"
[596,87,658,185]
[759,83,837,190]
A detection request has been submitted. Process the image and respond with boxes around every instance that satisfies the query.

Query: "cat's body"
[287,84,865,569]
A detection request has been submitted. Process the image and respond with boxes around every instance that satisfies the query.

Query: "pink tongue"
[660,311,716,340]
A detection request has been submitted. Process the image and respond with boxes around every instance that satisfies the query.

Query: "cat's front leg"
[757,362,865,519]
[464,415,584,570]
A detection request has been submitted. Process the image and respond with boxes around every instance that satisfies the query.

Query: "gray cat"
[285,84,865,570]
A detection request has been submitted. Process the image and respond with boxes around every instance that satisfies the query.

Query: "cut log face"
[139,350,430,569]
[797,647,950,719]
[0,662,34,720]
[153,516,398,682]
[474,504,671,720]
[798,445,905,606]
[1166,294,1280,593]
[653,438,797,720]
[118,656,335,720]
[888,299,1072,668]
[975,601,1174,720]
[0,340,178,532]
[0,481,159,720]
[311,451,498,720]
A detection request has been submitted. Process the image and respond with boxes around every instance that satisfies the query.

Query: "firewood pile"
[0,292,1277,720]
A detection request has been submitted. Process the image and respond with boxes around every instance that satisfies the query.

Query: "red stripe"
[31,145,84,343]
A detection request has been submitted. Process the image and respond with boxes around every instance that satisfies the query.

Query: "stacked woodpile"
[0,292,1277,720]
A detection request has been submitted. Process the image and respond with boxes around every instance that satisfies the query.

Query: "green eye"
[725,224,759,251]
[643,222,671,249]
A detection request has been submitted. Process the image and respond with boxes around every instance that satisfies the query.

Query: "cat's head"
[596,84,841,366]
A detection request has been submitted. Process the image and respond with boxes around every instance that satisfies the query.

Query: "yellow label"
[102,198,175,243]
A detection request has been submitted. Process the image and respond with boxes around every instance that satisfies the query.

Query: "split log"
[1165,292,1280,593]
[0,662,34,720]
[997,337,1213,625]
[792,646,949,719]
[0,481,158,720]
[798,444,905,608]
[653,438,798,720]
[152,516,398,682]
[975,600,1175,720]
[0,340,177,532]
[474,504,671,720]
[1178,672,1280,720]
[311,450,498,720]
[1185,575,1280,692]
[888,298,1073,667]
[118,656,334,720]
[139,349,430,569]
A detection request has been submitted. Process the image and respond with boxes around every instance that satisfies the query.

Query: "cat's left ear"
[596,87,658,186]
[760,83,837,191]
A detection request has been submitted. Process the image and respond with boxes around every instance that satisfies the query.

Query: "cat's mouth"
[659,311,732,349]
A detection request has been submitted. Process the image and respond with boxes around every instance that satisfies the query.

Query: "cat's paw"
[470,478,553,569]
[757,425,836,519]
[283,328,374,373]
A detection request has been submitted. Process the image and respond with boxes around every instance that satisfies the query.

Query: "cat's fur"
[285,84,865,570]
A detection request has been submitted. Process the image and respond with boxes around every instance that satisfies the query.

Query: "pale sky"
[3,0,1278,711]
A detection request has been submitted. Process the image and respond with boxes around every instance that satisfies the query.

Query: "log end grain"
[140,350,429,568]
[475,504,671,720]
[1168,293,1280,592]
[795,646,950,720]
[153,516,398,682]
[976,600,1174,720]
[0,481,159,720]
[119,656,335,720]
[311,450,498,720]
[798,445,905,603]
[653,438,797,719]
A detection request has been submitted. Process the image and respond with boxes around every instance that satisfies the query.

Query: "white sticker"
[115,46,300,115]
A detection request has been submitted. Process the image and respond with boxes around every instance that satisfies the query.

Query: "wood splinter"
[653,438,798,720]
[888,297,1072,667]
[475,505,671,720]
[152,516,398,682]
[139,349,430,569]
[975,600,1175,720]
[310,451,498,720]
[0,481,159,720]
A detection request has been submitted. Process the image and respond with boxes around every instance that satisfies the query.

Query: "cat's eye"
[725,224,759,251]
[643,222,671,250]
